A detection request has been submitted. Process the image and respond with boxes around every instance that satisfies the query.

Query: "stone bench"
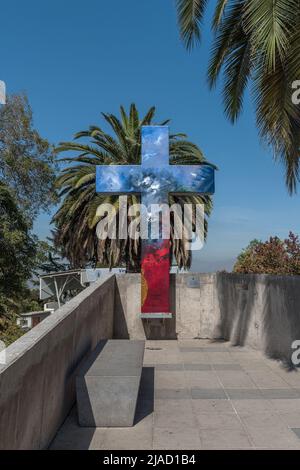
[76,340,145,427]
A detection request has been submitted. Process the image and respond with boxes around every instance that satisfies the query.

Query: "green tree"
[0,183,38,303]
[0,93,58,345]
[37,231,69,273]
[53,104,215,270]
[0,93,57,219]
[233,232,300,274]
[176,0,300,193]
[0,182,43,345]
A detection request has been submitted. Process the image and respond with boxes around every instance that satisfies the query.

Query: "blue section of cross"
[96,126,215,203]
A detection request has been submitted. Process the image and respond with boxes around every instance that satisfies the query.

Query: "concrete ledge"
[0,275,115,450]
[76,340,145,427]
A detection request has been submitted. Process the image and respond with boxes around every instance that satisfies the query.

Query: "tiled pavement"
[50,340,300,450]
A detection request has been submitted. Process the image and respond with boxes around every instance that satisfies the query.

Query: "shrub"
[233,232,300,275]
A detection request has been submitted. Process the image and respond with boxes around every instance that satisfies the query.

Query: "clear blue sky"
[1,0,299,271]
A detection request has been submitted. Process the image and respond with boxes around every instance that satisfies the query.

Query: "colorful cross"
[96,126,215,318]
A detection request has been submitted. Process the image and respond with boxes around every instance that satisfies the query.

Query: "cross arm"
[96,165,142,194]
[168,164,215,195]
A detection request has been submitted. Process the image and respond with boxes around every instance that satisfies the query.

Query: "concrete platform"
[50,340,300,450]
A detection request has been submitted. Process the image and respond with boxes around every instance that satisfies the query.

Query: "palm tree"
[176,0,300,193]
[53,104,214,271]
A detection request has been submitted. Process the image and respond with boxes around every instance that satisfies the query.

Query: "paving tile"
[277,371,300,387]
[206,353,239,364]
[154,399,196,429]
[181,352,210,364]
[230,349,259,356]
[291,428,300,439]
[225,389,264,399]
[184,363,212,371]
[212,364,243,371]
[144,356,183,365]
[149,363,184,371]
[260,389,300,399]
[144,353,183,362]
[144,350,183,365]
[232,353,262,360]
[279,412,300,428]
[153,427,201,450]
[270,399,300,412]
[231,399,274,413]
[155,388,190,399]
[199,428,253,449]
[185,371,222,389]
[155,370,188,389]
[192,399,234,414]
[245,425,300,449]
[238,361,273,371]
[185,371,217,379]
[191,388,227,399]
[88,429,109,450]
[239,412,285,428]
[102,415,153,450]
[216,371,257,389]
[49,408,100,450]
[248,371,291,389]
[195,412,244,430]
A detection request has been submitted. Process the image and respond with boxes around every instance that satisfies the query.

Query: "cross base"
[140,313,173,319]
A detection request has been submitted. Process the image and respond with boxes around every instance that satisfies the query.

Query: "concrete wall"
[115,273,300,365]
[114,273,218,340]
[0,275,115,450]
[215,272,300,365]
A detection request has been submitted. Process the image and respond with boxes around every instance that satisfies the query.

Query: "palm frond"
[243,0,297,72]
[223,31,252,121]
[176,0,207,50]
[212,0,229,30]
[208,0,245,88]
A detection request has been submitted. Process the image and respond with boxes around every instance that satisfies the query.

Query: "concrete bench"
[76,340,145,427]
